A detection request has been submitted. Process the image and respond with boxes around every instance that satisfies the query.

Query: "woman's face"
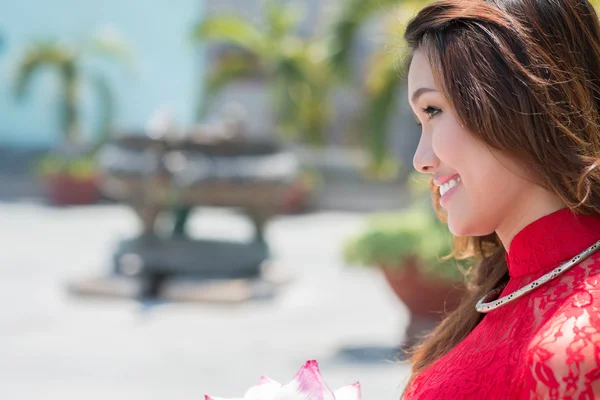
[407,50,537,238]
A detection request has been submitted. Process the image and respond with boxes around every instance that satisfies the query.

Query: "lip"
[439,178,461,208]
[433,174,461,187]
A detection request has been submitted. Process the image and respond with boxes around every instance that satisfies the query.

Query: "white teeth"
[440,177,461,197]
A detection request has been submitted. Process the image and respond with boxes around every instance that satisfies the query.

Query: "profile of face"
[408,50,542,239]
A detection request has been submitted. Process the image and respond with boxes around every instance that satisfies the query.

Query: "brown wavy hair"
[401,0,600,394]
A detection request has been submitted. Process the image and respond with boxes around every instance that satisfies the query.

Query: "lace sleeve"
[524,289,600,399]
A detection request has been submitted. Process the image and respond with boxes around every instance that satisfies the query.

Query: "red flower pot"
[380,257,466,348]
[45,173,100,206]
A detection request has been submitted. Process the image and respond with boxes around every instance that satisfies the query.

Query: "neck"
[496,188,566,252]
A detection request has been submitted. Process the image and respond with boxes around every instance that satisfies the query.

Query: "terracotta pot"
[381,258,467,349]
[45,173,100,206]
[279,178,312,214]
[381,258,466,317]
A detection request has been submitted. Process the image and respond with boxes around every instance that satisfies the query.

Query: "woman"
[402,0,600,398]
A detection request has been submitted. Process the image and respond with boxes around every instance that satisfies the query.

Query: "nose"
[413,133,439,174]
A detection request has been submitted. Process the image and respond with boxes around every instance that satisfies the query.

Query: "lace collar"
[506,207,600,278]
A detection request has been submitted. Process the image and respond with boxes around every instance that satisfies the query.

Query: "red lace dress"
[402,208,600,399]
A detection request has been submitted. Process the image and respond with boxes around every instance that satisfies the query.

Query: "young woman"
[402,0,600,398]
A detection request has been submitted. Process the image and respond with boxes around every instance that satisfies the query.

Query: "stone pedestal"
[112,236,267,297]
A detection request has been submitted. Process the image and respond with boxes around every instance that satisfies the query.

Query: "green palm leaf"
[359,1,427,176]
[14,32,132,146]
[196,53,263,121]
[264,0,302,40]
[364,61,405,173]
[192,16,267,56]
[327,0,407,78]
[13,42,80,142]
[13,42,74,99]
[86,30,135,70]
[88,72,114,147]
[192,0,333,145]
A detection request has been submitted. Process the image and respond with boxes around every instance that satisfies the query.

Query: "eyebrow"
[410,87,438,104]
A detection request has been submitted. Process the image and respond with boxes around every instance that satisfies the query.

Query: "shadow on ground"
[333,344,412,365]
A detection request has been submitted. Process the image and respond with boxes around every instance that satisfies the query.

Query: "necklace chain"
[476,239,600,313]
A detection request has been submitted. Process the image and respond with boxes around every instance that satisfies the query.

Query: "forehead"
[408,50,437,93]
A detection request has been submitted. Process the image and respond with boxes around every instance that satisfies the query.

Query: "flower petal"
[205,396,243,400]
[333,383,361,400]
[257,376,280,386]
[277,360,336,400]
[243,377,282,400]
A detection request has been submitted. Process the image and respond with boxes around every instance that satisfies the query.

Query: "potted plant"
[13,28,132,205]
[343,176,469,348]
[36,151,98,205]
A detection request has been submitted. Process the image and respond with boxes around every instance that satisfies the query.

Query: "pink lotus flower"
[206,360,361,400]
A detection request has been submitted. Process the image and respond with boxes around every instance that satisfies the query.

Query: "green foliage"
[13,30,133,146]
[191,0,334,146]
[326,0,429,175]
[326,0,408,78]
[344,171,467,282]
[343,204,465,282]
[193,16,266,54]
[36,154,97,180]
[193,0,432,168]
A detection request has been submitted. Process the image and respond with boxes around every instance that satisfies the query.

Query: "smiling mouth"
[439,176,461,197]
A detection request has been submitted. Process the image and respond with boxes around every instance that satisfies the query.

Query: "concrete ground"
[0,202,412,399]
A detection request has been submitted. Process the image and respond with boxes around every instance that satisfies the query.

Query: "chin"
[447,213,494,238]
[447,223,471,237]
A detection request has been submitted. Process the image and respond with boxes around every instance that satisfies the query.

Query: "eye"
[421,105,442,121]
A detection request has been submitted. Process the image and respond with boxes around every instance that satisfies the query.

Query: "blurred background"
[0,0,467,399]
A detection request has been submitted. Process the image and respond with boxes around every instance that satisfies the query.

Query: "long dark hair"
[402,0,600,391]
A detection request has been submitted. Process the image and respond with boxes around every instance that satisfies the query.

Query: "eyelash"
[416,106,441,126]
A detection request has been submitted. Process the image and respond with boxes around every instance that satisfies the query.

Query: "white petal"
[204,396,243,400]
[274,385,320,399]
[257,376,281,386]
[243,378,282,400]
[333,383,361,400]
[277,360,336,400]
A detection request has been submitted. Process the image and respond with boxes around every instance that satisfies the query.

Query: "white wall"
[0,0,203,147]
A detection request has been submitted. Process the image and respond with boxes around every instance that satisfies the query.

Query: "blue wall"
[0,0,204,147]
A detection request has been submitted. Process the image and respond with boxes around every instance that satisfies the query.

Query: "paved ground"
[0,202,412,399]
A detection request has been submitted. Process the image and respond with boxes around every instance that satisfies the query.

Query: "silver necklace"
[476,239,600,313]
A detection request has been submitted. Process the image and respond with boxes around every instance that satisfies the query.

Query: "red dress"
[402,208,600,399]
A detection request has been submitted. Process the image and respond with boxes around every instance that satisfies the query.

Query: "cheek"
[431,123,468,169]
[432,122,531,236]
[432,121,495,186]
